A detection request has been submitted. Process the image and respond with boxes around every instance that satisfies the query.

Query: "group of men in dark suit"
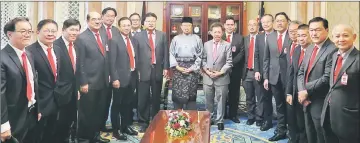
[0,6,170,143]
[1,7,359,143]
[239,11,359,143]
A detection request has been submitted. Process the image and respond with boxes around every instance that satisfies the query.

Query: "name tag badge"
[232,46,236,52]
[284,48,287,54]
[106,45,109,51]
[341,73,348,85]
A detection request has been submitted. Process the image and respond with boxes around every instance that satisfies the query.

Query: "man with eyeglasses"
[297,17,336,143]
[74,12,110,143]
[27,19,62,143]
[263,12,292,141]
[53,18,81,143]
[1,17,38,143]
[100,7,120,133]
[129,13,142,37]
[134,12,170,133]
[254,14,274,131]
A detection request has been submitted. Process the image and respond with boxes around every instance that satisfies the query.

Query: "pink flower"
[173,123,180,129]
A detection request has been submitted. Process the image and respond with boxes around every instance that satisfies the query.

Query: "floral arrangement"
[165,110,192,138]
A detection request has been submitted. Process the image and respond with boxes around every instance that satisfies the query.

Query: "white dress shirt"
[121,34,136,70]
[1,44,36,133]
[61,36,77,69]
[38,40,57,77]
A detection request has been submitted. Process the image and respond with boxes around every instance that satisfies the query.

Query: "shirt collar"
[121,33,129,40]
[9,43,25,57]
[147,30,156,35]
[104,24,112,29]
[277,30,287,36]
[265,30,274,35]
[38,40,53,50]
[61,36,71,47]
[314,38,328,49]
[337,46,355,58]
[250,33,257,38]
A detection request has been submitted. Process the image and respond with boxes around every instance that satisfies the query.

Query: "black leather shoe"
[210,120,215,125]
[93,134,111,143]
[230,117,240,123]
[246,119,255,125]
[255,120,263,126]
[268,133,286,141]
[123,126,138,136]
[260,121,272,131]
[217,123,224,130]
[113,131,127,141]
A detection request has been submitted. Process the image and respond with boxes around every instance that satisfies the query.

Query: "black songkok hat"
[181,17,193,24]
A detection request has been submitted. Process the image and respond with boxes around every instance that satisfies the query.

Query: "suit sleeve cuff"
[1,121,10,133]
[286,94,292,96]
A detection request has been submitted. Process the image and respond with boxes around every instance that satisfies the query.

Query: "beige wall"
[326,2,359,49]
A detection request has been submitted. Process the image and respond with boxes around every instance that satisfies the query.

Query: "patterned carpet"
[103,89,288,143]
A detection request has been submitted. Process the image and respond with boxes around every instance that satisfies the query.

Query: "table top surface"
[140,110,211,143]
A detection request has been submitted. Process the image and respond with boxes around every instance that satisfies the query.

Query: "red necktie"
[298,49,305,67]
[277,34,283,53]
[126,37,135,69]
[247,36,255,69]
[227,35,231,42]
[290,43,296,62]
[68,42,75,72]
[148,31,155,64]
[95,33,105,55]
[47,47,57,81]
[333,54,343,83]
[305,46,319,83]
[21,53,32,101]
[106,26,112,39]
[213,42,218,60]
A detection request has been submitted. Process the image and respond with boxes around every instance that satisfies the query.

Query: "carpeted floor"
[103,90,288,143]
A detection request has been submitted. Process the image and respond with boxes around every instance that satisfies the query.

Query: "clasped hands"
[176,66,193,75]
[204,68,223,79]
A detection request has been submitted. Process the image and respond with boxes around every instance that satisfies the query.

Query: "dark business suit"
[74,28,110,141]
[27,41,61,143]
[1,45,38,143]
[254,32,272,124]
[263,31,291,134]
[109,34,139,131]
[53,37,79,142]
[100,25,120,131]
[242,34,263,121]
[297,38,336,143]
[286,46,307,143]
[134,30,169,127]
[321,48,359,143]
[226,33,245,119]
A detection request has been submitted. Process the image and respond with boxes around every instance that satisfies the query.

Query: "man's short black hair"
[3,17,31,38]
[62,18,81,31]
[308,17,329,29]
[144,12,157,20]
[37,19,58,31]
[102,7,117,17]
[225,16,235,23]
[117,17,132,27]
[129,13,141,19]
[298,24,309,30]
[275,12,290,22]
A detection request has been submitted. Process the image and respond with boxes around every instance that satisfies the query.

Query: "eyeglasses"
[42,29,58,34]
[145,21,156,23]
[275,19,287,23]
[90,18,102,22]
[131,19,140,22]
[15,30,34,35]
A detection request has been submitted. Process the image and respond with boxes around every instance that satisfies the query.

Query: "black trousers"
[53,94,77,143]
[173,101,197,110]
[286,95,307,143]
[12,107,37,143]
[138,67,162,125]
[243,69,263,121]
[111,71,137,131]
[227,66,242,118]
[268,76,287,135]
[77,88,108,140]
[100,84,112,131]
[36,112,58,143]
[304,99,325,143]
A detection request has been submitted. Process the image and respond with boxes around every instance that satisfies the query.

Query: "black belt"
[28,104,35,113]
[151,64,156,68]
[247,68,254,71]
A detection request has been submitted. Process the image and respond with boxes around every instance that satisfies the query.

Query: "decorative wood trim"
[117,2,127,18]
[163,2,166,32]
[313,2,321,17]
[242,2,247,35]
[44,2,54,20]
[297,2,307,23]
